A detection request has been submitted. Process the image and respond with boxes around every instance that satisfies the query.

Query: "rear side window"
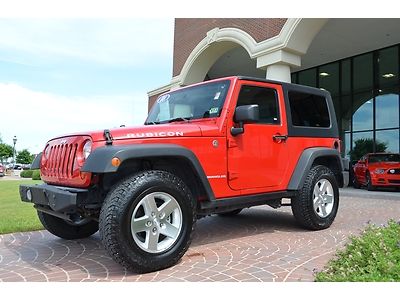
[288,91,330,127]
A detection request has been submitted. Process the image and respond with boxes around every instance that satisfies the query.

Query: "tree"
[16,149,35,164]
[0,143,13,164]
[348,138,387,161]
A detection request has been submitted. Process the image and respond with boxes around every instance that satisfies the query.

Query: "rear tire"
[99,170,196,273]
[38,211,98,240]
[291,165,339,230]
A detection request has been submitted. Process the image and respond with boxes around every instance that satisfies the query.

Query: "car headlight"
[83,140,92,159]
[374,168,385,174]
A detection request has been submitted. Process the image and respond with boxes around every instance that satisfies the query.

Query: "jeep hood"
[51,124,203,143]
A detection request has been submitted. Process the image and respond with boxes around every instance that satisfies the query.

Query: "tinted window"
[289,91,330,127]
[237,85,280,124]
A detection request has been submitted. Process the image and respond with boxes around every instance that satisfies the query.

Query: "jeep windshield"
[145,80,230,125]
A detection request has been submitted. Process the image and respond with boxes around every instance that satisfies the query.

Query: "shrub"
[32,170,41,180]
[20,170,33,178]
[316,220,400,281]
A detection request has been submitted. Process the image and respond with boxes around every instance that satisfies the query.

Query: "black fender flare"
[81,144,215,199]
[287,147,344,191]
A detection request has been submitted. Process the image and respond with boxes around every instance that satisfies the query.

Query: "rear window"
[288,91,330,128]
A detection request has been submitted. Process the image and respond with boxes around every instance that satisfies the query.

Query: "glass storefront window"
[341,95,352,132]
[298,68,316,87]
[376,129,399,153]
[378,46,398,88]
[353,91,373,131]
[376,88,399,129]
[341,59,351,95]
[353,53,373,93]
[319,62,339,96]
[344,132,351,159]
[292,44,400,158]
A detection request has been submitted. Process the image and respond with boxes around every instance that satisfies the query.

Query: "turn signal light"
[111,157,121,167]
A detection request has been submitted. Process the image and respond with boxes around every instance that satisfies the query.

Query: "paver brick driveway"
[1,189,399,282]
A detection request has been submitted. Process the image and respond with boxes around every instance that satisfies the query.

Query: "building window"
[292,43,400,160]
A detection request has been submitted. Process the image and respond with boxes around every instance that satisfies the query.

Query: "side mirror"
[231,104,259,136]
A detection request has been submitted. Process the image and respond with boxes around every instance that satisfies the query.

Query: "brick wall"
[173,18,287,77]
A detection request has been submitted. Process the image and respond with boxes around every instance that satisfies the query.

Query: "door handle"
[272,134,288,142]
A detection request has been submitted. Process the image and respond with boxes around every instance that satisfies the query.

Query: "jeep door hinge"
[228,171,239,180]
[227,138,238,148]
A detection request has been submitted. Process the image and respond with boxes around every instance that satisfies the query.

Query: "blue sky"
[0,18,174,154]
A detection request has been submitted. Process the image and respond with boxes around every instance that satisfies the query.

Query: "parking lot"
[0,188,399,282]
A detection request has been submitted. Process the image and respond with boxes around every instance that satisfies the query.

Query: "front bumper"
[20,184,89,212]
[371,175,400,186]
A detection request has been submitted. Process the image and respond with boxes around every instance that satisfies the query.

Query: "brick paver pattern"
[0,195,399,282]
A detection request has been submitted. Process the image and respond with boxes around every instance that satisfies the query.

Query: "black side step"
[199,191,296,215]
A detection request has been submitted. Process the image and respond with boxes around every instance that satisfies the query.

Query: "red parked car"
[0,164,4,177]
[353,153,400,190]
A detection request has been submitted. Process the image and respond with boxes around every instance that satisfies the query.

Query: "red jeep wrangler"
[20,76,348,273]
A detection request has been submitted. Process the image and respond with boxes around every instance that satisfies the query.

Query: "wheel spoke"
[142,194,158,215]
[159,199,177,217]
[160,222,179,239]
[313,184,321,198]
[145,231,159,252]
[320,204,328,217]
[320,180,328,194]
[313,198,320,212]
[131,216,150,233]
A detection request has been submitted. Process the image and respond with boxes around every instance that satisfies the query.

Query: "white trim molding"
[149,18,328,94]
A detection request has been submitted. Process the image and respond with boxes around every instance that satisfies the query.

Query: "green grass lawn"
[316,220,400,281]
[0,180,44,234]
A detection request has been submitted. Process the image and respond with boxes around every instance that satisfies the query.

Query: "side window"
[288,91,330,127]
[236,85,280,124]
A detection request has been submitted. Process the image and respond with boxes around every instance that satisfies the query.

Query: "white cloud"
[0,19,174,66]
[0,82,149,153]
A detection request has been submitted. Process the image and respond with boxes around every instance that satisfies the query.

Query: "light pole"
[12,135,17,167]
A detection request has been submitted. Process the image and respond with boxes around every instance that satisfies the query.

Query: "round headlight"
[83,140,92,159]
[374,168,385,174]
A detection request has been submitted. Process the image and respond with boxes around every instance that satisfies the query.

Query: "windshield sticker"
[157,94,170,103]
[209,107,219,114]
[214,92,221,100]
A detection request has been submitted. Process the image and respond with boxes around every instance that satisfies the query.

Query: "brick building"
[148,18,400,158]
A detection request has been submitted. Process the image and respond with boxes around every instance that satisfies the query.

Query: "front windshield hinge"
[104,129,113,145]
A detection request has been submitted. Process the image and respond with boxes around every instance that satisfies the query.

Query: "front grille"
[388,179,400,184]
[47,143,78,178]
[40,136,92,188]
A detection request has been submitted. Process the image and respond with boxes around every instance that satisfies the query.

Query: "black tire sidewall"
[121,184,193,261]
[308,170,339,228]
[101,171,196,272]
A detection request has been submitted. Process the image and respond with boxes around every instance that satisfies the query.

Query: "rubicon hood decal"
[126,131,184,138]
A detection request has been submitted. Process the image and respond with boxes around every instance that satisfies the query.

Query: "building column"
[256,50,301,83]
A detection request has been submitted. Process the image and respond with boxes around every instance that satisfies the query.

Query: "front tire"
[38,211,98,240]
[366,172,375,191]
[99,170,196,273]
[291,165,339,230]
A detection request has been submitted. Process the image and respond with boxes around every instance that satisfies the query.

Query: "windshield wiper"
[144,121,160,125]
[166,117,192,123]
